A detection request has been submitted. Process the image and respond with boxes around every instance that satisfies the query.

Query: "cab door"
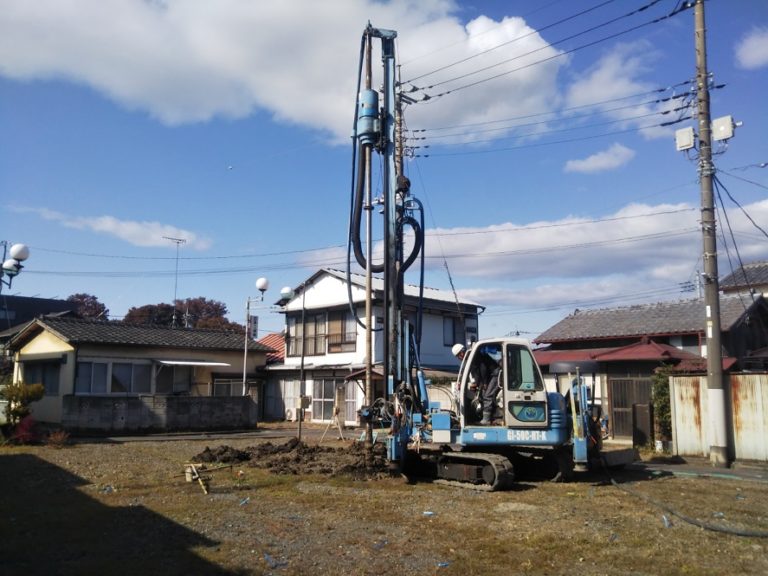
[503,342,549,428]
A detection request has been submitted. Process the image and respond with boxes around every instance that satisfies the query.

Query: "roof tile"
[14,316,272,352]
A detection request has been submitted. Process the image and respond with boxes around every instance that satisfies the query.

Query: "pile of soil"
[192,437,390,479]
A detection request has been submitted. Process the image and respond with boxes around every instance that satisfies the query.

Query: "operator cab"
[457,338,549,428]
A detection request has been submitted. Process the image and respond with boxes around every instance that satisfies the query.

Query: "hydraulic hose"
[351,142,384,273]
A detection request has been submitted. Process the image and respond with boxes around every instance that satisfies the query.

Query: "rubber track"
[435,452,515,492]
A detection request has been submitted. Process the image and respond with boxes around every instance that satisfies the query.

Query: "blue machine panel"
[430,412,451,431]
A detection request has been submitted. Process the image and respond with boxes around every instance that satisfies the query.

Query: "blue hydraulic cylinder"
[357,89,379,146]
[416,369,429,413]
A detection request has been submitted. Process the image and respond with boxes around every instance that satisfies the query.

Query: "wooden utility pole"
[694,0,729,467]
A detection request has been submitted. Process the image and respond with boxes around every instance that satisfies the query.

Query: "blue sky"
[1,0,767,339]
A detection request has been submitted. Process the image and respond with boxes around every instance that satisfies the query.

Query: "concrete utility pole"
[694,0,729,467]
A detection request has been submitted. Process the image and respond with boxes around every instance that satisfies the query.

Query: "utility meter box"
[296,395,311,409]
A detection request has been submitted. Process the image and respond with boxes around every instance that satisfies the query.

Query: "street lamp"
[1,242,31,293]
[242,277,269,396]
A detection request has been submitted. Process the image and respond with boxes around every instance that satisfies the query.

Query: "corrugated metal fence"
[670,373,768,462]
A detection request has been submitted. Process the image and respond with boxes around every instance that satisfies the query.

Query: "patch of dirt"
[192,437,390,479]
[3,430,768,575]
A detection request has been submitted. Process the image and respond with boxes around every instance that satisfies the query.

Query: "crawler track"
[434,452,515,491]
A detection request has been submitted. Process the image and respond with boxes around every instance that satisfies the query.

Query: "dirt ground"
[2,431,767,576]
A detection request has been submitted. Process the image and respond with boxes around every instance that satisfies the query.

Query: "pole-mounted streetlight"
[242,277,270,396]
[0,242,31,293]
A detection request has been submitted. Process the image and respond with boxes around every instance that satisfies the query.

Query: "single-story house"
[5,316,274,432]
[533,293,768,439]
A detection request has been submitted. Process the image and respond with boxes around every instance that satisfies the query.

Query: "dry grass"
[1,435,766,576]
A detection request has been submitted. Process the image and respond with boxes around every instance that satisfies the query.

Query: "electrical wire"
[714,173,768,239]
[426,228,698,260]
[399,0,570,67]
[409,0,689,102]
[481,284,691,317]
[409,80,693,133]
[429,208,696,238]
[23,219,700,279]
[416,115,692,157]
[411,93,691,141]
[414,104,692,147]
[402,0,619,85]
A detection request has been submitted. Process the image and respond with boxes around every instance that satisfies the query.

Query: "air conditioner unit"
[285,408,295,422]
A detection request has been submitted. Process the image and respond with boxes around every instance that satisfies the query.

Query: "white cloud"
[0,0,565,143]
[735,27,768,69]
[564,41,677,140]
[564,143,635,173]
[14,207,211,250]
[418,198,768,324]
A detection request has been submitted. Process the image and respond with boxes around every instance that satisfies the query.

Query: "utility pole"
[694,0,729,467]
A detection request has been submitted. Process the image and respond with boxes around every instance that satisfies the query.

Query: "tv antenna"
[164,236,186,327]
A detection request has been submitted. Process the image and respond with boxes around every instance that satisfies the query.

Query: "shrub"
[0,379,45,427]
[652,365,673,441]
[46,429,71,448]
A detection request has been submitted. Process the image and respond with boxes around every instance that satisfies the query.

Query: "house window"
[213,379,240,396]
[328,310,357,353]
[287,314,327,357]
[156,364,192,395]
[75,362,108,394]
[443,316,464,347]
[111,362,152,394]
[312,379,337,421]
[23,361,60,396]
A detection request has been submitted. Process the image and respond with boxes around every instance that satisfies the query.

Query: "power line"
[408,0,688,102]
[410,92,691,140]
[425,228,699,259]
[429,208,696,238]
[481,284,692,317]
[402,0,619,85]
[415,115,693,157]
[413,103,692,147]
[399,0,572,68]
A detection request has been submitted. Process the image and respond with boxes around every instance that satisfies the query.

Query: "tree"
[124,303,175,326]
[67,293,109,319]
[178,297,229,326]
[652,365,673,442]
[122,297,242,331]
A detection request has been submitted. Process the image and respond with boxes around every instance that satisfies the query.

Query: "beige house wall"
[13,330,268,425]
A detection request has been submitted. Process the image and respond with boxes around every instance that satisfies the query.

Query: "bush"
[0,376,45,431]
[45,429,71,448]
[652,365,673,441]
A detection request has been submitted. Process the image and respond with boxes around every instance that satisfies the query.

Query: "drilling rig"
[348,24,633,490]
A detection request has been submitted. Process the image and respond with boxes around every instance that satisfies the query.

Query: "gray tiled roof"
[15,316,271,352]
[535,294,762,343]
[720,261,768,289]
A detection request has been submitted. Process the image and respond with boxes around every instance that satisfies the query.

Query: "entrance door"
[609,378,652,438]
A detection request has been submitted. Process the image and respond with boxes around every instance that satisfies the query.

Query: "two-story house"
[261,268,482,425]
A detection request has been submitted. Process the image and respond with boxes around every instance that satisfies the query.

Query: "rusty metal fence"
[669,373,768,462]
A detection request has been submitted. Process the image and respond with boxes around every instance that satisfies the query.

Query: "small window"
[505,345,544,391]
[23,361,60,396]
[76,362,108,394]
[443,317,455,346]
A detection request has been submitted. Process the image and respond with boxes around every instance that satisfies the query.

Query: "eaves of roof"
[9,317,272,353]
